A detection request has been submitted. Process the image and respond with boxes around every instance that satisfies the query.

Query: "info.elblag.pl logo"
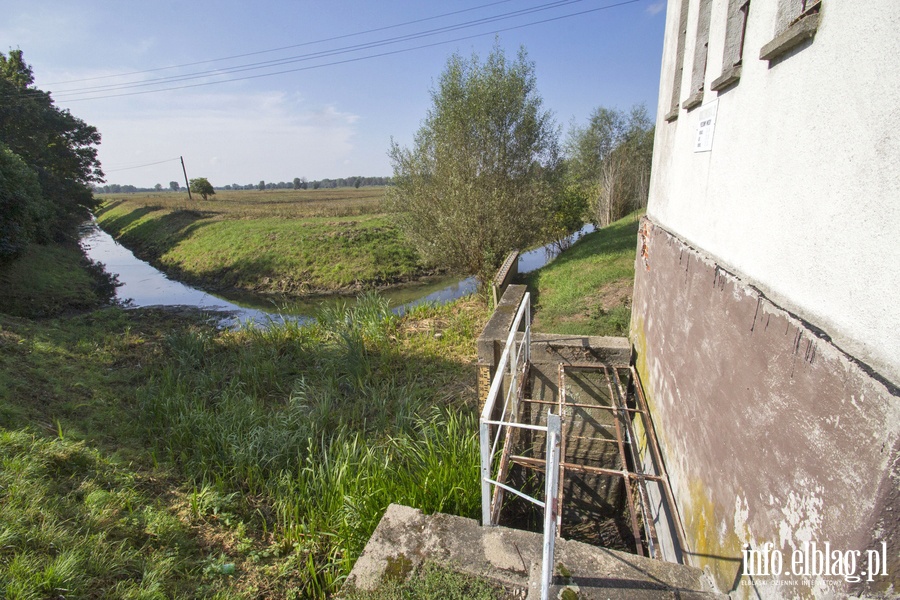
[743,541,889,584]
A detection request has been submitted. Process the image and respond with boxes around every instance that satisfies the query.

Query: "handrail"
[479,292,530,422]
[478,291,561,600]
[480,292,530,524]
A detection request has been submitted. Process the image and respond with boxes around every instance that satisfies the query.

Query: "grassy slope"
[0,266,489,599]
[0,243,115,318]
[0,308,241,598]
[523,211,642,336]
[94,188,424,296]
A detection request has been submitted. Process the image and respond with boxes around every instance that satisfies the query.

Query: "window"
[682,0,714,111]
[711,0,750,91]
[665,0,691,122]
[759,0,821,62]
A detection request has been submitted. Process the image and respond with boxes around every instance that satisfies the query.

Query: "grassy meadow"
[0,291,490,598]
[94,188,426,297]
[0,184,647,597]
[0,227,492,598]
[524,211,642,336]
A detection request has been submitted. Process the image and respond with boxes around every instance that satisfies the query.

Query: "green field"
[95,188,428,297]
[0,293,489,598]
[524,211,642,336]
[0,186,646,597]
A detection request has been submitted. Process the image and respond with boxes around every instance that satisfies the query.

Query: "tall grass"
[0,430,203,599]
[138,293,482,597]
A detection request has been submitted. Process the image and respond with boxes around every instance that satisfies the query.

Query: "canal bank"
[82,218,596,327]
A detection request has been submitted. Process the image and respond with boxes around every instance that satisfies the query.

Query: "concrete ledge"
[343,504,723,599]
[530,333,631,366]
[477,284,528,371]
[682,90,704,112]
[710,64,741,92]
[492,251,520,307]
[759,11,819,62]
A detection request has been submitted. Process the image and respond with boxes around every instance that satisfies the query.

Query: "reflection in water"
[80,221,594,327]
[517,224,595,274]
[79,221,272,325]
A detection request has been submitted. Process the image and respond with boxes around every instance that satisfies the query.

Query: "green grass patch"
[0,243,117,318]
[0,292,489,598]
[94,188,427,296]
[0,430,215,599]
[523,211,643,336]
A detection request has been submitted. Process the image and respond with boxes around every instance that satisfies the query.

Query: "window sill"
[682,91,704,112]
[759,12,820,62]
[711,65,741,92]
[664,107,680,122]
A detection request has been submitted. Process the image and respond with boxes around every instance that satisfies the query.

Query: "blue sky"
[1,0,667,187]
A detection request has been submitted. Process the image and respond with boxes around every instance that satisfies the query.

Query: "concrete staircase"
[343,504,724,599]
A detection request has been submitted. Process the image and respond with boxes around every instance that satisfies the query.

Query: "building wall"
[650,0,900,386]
[634,0,900,596]
[632,220,898,597]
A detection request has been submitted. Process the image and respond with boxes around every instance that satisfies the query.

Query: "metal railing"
[479,292,562,600]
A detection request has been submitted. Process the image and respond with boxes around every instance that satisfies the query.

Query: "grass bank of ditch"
[94,188,426,297]
[524,211,643,336]
[0,244,490,598]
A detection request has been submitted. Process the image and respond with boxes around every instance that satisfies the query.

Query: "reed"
[138,293,484,596]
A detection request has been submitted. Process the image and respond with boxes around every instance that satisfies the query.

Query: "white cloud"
[646,1,666,16]
[88,88,362,186]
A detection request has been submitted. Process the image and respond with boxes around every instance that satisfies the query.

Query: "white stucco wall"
[648,0,900,386]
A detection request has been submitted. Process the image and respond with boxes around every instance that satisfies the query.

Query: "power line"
[104,157,182,172]
[51,0,641,103]
[42,0,518,86]
[50,0,590,97]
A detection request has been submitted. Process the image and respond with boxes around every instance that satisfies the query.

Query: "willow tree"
[388,45,560,286]
[565,105,654,226]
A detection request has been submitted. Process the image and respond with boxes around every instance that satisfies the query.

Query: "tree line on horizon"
[93,176,394,194]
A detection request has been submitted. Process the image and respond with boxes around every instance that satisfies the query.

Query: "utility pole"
[181,156,192,200]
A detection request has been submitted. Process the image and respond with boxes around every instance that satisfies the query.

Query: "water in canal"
[80,220,594,326]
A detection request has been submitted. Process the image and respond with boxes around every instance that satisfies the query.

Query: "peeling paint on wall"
[777,488,824,551]
[639,219,652,272]
[630,217,900,597]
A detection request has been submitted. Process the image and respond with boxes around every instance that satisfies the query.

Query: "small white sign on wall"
[694,99,718,153]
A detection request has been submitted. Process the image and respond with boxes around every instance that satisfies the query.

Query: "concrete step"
[529,333,631,366]
[343,503,725,599]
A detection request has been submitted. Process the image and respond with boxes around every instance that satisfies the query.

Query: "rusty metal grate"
[501,362,686,562]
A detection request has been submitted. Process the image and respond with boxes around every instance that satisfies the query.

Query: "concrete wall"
[632,221,899,596]
[651,0,900,387]
[635,0,900,596]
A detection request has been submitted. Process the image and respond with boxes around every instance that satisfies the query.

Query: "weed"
[135,295,486,595]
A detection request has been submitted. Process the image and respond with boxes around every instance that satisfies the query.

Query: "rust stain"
[639,219,652,271]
